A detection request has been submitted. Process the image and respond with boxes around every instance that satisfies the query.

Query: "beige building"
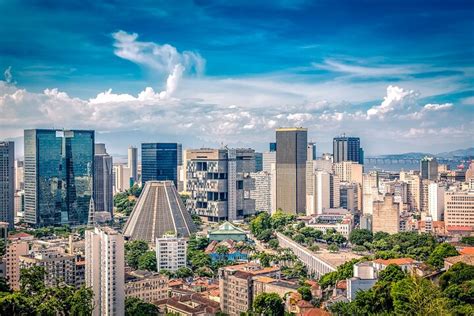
[253,276,298,300]
[219,263,280,315]
[306,166,340,216]
[333,161,363,185]
[4,238,29,290]
[19,248,76,287]
[276,127,307,214]
[125,270,168,303]
[400,171,421,211]
[86,227,125,316]
[372,194,400,234]
[445,190,474,228]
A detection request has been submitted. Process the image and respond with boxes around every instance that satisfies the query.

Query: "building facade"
[306,168,340,216]
[372,194,400,234]
[4,238,30,290]
[250,171,272,213]
[24,129,94,227]
[445,190,474,228]
[276,127,307,214]
[428,182,445,221]
[128,146,138,185]
[85,227,125,316]
[155,234,187,273]
[0,141,15,228]
[420,156,438,181]
[125,271,168,303]
[333,136,363,164]
[141,143,181,187]
[186,148,256,221]
[93,143,113,214]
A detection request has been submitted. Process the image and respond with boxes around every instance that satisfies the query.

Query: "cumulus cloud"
[423,103,453,111]
[366,85,419,119]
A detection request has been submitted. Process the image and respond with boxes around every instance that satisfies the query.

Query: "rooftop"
[460,247,474,255]
[445,254,474,266]
[209,221,246,235]
[373,258,416,266]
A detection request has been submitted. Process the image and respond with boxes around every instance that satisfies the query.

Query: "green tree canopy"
[349,229,373,246]
[427,243,459,269]
[125,240,149,269]
[138,251,158,272]
[253,292,284,316]
[297,286,312,301]
[125,297,159,316]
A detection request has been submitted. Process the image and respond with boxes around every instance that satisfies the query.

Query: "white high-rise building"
[262,151,277,214]
[85,227,125,316]
[155,234,187,273]
[250,171,272,213]
[306,164,340,216]
[113,164,131,193]
[428,182,445,221]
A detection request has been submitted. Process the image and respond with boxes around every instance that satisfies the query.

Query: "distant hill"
[374,148,474,159]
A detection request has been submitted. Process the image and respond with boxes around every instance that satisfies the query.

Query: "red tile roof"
[373,258,416,265]
[460,247,474,255]
[303,308,331,316]
[446,226,473,232]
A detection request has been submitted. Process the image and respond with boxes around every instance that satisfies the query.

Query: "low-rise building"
[125,270,168,303]
[156,292,221,315]
[156,234,187,273]
[219,263,280,315]
[208,221,247,242]
[372,258,417,272]
[252,276,299,300]
[347,261,377,301]
[444,254,474,270]
[4,233,32,290]
[205,239,249,262]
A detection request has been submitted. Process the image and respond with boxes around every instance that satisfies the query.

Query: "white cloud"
[4,66,13,83]
[423,103,453,111]
[313,59,415,77]
[366,85,418,119]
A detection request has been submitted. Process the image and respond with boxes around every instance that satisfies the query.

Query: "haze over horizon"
[1,1,473,155]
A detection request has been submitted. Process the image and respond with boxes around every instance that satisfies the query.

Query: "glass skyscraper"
[141,143,181,187]
[24,129,94,227]
[333,136,364,164]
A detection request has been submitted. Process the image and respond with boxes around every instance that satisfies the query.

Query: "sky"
[1,0,473,157]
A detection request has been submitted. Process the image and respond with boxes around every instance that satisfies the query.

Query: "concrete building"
[347,262,377,301]
[362,172,381,215]
[372,194,400,234]
[333,161,363,185]
[94,144,113,215]
[14,159,24,191]
[125,270,168,303]
[428,182,445,221]
[340,183,359,212]
[24,129,94,227]
[4,234,31,290]
[307,142,317,161]
[253,276,299,300]
[219,263,280,315]
[113,163,131,193]
[333,136,363,165]
[0,141,15,228]
[123,181,195,244]
[19,248,76,287]
[85,227,125,316]
[276,127,307,214]
[306,163,340,216]
[465,160,474,183]
[156,234,187,273]
[128,146,138,184]
[420,156,438,181]
[262,151,277,214]
[400,171,422,211]
[186,148,256,221]
[250,171,272,213]
[445,189,474,228]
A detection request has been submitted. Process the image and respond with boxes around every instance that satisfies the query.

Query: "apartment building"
[125,270,168,303]
[156,234,187,273]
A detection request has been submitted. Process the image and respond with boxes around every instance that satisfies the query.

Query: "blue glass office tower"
[24,129,94,227]
[141,143,180,187]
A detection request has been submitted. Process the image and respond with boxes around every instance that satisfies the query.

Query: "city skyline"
[1,1,473,155]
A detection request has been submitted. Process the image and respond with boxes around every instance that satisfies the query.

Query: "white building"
[306,163,340,216]
[156,234,187,273]
[113,164,131,193]
[428,182,445,221]
[85,227,125,316]
[250,171,272,213]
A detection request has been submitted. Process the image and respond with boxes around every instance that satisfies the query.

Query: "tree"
[328,244,339,253]
[349,229,373,246]
[373,231,390,241]
[253,292,284,316]
[378,264,405,283]
[189,250,212,269]
[175,267,193,278]
[20,266,45,295]
[268,238,279,249]
[215,245,229,261]
[439,262,474,290]
[256,229,273,242]
[309,244,320,252]
[270,210,297,230]
[68,286,94,315]
[0,277,11,293]
[391,276,450,316]
[125,240,149,269]
[460,236,474,246]
[352,245,367,254]
[250,212,271,236]
[125,297,159,316]
[427,243,459,269]
[297,286,312,301]
[0,292,34,315]
[138,251,158,271]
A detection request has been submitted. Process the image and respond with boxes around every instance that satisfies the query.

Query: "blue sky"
[1,0,473,156]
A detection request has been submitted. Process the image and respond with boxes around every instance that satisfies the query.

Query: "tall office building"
[24,129,94,227]
[340,183,359,212]
[428,182,445,221]
[128,146,138,185]
[307,142,317,161]
[333,136,364,164]
[93,144,113,215]
[0,141,15,228]
[141,143,180,187]
[86,227,125,316]
[269,142,277,152]
[113,164,131,193]
[186,148,256,221]
[306,169,340,215]
[333,161,363,185]
[14,160,24,191]
[255,152,263,172]
[400,171,422,211]
[420,156,438,181]
[250,171,272,213]
[262,151,277,214]
[276,127,307,214]
[444,189,474,228]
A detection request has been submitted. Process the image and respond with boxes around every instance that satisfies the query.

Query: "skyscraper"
[255,152,263,172]
[24,129,94,227]
[93,144,113,215]
[85,227,125,316]
[276,127,307,214]
[333,136,363,164]
[307,142,317,161]
[141,143,180,187]
[127,146,138,185]
[420,156,438,181]
[0,141,15,228]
